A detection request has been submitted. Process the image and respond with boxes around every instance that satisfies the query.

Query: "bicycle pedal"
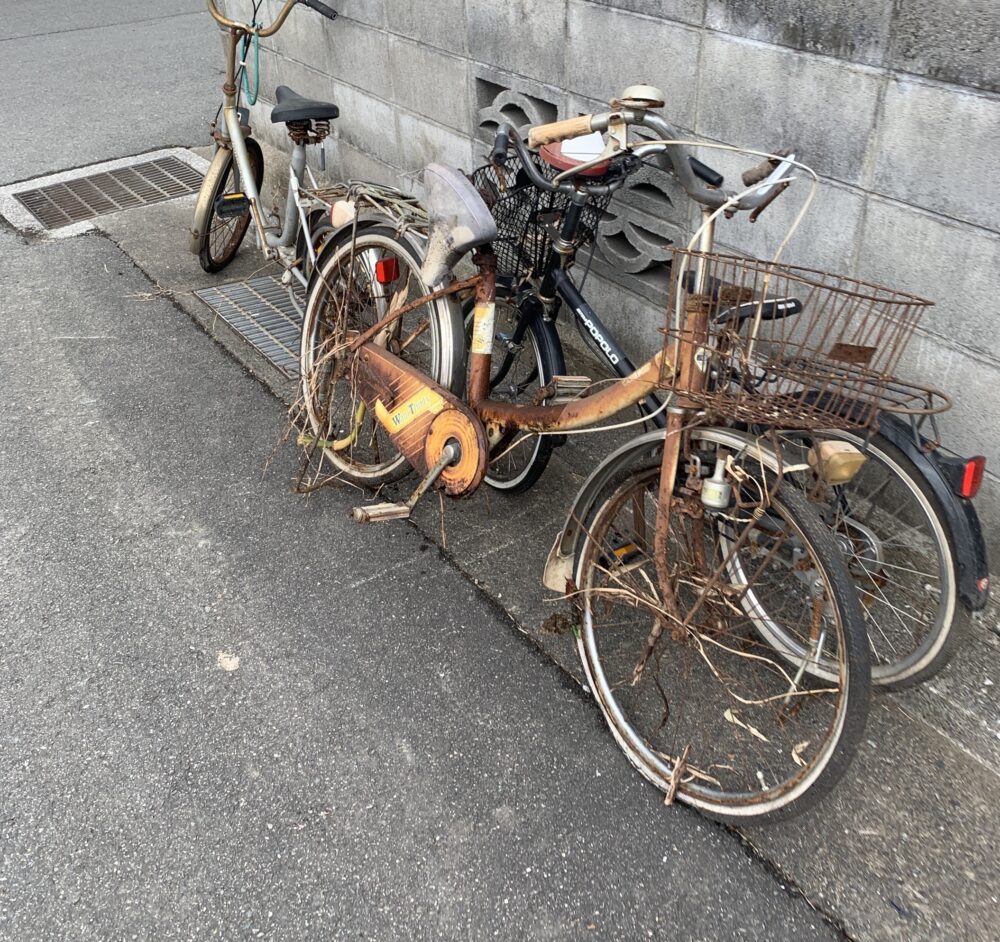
[214,192,250,218]
[352,501,411,523]
[549,375,592,403]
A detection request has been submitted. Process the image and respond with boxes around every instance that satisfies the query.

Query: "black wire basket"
[471,151,612,281]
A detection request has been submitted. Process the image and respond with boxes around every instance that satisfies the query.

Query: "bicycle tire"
[196,139,264,274]
[776,430,965,690]
[299,226,464,487]
[463,290,564,493]
[574,432,871,825]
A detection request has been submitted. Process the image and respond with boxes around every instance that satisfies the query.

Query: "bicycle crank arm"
[353,444,460,523]
[353,342,489,497]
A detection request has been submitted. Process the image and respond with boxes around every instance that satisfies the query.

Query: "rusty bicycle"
[295,88,939,822]
[461,124,986,693]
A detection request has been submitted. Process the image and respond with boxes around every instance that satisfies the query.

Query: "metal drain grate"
[195,276,304,376]
[12,156,203,229]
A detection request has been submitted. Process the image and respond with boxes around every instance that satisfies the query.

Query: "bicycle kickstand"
[352,442,459,523]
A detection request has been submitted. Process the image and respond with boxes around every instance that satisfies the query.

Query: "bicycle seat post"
[467,249,498,407]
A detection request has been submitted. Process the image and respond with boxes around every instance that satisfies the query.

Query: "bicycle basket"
[471,151,612,281]
[659,250,939,431]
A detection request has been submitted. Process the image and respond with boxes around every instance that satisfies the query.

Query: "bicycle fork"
[636,293,711,682]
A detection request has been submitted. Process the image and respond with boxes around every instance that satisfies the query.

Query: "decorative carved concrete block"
[474,75,559,149]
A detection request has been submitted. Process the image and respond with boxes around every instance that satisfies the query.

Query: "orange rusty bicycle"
[297,89,936,823]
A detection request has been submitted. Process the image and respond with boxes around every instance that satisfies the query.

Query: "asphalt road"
[0,1,216,185]
[0,227,840,938]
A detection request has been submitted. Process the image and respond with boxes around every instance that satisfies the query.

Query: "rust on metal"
[354,342,487,496]
[650,411,685,652]
[826,342,877,366]
[467,249,498,406]
[475,351,669,432]
[424,408,488,495]
[287,119,331,147]
[748,179,790,223]
[669,297,711,409]
[347,275,480,352]
[659,249,938,431]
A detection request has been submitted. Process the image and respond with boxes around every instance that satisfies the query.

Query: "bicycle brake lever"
[749,179,791,223]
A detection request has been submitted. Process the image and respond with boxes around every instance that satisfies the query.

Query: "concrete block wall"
[219,0,1000,559]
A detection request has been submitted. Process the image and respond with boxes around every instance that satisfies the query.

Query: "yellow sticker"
[374,387,446,433]
[470,302,496,355]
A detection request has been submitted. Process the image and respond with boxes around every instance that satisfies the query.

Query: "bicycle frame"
[467,212,717,437]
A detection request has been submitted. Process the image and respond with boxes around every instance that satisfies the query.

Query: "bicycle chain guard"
[353,342,488,496]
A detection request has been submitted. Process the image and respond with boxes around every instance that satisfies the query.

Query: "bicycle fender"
[542,428,782,592]
[877,413,990,611]
[304,215,427,298]
[189,145,233,254]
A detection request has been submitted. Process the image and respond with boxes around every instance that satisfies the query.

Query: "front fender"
[189,144,231,254]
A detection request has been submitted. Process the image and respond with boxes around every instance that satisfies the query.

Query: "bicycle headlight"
[808,440,866,485]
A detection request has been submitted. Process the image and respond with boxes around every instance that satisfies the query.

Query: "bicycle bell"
[613,85,665,111]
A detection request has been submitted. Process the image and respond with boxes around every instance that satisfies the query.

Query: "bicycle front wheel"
[575,433,871,825]
[195,139,264,274]
[464,291,563,492]
[300,226,464,487]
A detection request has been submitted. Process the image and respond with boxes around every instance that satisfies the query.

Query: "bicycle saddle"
[270,85,340,124]
[539,140,609,177]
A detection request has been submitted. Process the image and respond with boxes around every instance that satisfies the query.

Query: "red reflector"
[977,576,989,593]
[960,456,986,498]
[375,258,400,284]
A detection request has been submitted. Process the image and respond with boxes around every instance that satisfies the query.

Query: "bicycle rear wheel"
[575,433,871,825]
[776,430,963,689]
[299,226,464,487]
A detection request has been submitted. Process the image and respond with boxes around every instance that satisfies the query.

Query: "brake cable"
[240,25,261,106]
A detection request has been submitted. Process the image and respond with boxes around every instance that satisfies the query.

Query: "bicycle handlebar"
[205,0,336,36]
[302,0,338,20]
[490,130,509,165]
[496,106,795,215]
[527,115,595,148]
[494,124,625,199]
[689,156,724,188]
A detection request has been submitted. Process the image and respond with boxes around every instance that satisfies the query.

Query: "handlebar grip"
[527,114,594,149]
[742,149,790,187]
[688,156,723,188]
[302,0,338,20]
[491,125,510,164]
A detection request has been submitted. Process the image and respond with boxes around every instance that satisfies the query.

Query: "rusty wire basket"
[658,250,946,431]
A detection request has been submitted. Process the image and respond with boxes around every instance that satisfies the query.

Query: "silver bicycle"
[190,0,343,297]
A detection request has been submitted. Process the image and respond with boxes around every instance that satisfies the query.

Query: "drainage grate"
[195,276,304,376]
[12,156,203,229]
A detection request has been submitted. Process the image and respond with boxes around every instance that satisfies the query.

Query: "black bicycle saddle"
[270,85,340,124]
